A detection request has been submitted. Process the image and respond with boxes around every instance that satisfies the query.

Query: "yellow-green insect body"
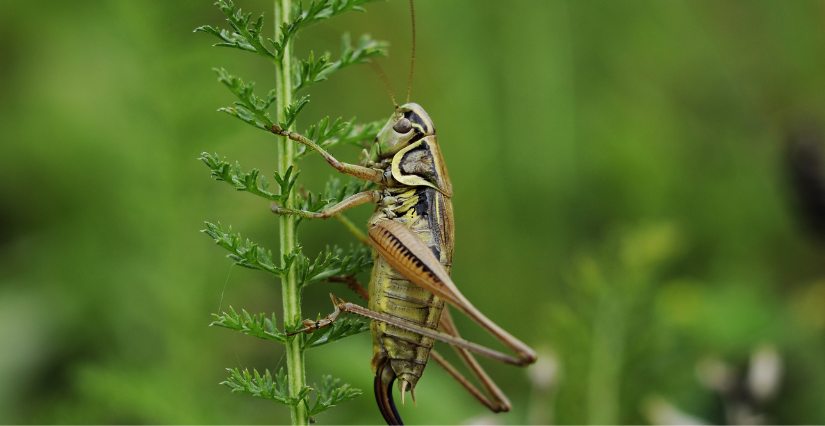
[364,104,454,415]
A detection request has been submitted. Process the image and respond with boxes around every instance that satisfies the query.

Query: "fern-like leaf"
[279,95,310,130]
[214,68,276,131]
[305,244,374,286]
[196,0,279,60]
[302,0,383,28]
[331,33,387,72]
[297,118,384,158]
[223,367,312,406]
[293,51,335,93]
[304,316,370,348]
[323,176,370,204]
[200,153,298,203]
[202,222,298,277]
[211,307,288,343]
[306,375,363,416]
[293,33,387,92]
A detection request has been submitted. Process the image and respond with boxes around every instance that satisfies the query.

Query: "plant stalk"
[586,285,624,425]
[274,1,308,424]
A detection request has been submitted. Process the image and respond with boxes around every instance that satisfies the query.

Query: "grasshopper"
[267,2,536,423]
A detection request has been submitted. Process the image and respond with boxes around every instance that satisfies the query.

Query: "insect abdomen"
[368,186,453,391]
[369,254,445,388]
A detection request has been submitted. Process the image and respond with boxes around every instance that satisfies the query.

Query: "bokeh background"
[2,0,825,424]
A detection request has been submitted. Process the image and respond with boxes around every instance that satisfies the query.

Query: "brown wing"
[368,220,536,366]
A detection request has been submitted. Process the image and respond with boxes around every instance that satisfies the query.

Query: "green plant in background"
[196,1,386,423]
[544,223,684,424]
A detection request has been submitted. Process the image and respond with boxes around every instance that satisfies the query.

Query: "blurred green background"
[2,0,825,424]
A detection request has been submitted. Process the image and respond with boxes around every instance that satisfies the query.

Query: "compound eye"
[393,118,412,134]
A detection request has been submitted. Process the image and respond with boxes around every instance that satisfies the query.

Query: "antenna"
[406,0,416,104]
[370,60,398,111]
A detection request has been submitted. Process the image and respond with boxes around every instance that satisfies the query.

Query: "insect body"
[366,104,453,416]
[268,103,536,424]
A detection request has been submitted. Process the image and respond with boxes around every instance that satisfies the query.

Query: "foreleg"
[268,125,385,184]
[271,190,382,220]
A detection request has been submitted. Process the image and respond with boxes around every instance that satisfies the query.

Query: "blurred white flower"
[748,345,782,402]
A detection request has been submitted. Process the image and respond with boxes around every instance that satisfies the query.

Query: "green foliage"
[293,0,383,28]
[196,1,390,421]
[322,176,372,205]
[333,33,388,74]
[200,152,298,203]
[297,118,384,158]
[293,51,333,93]
[197,0,383,62]
[280,95,310,130]
[306,375,363,416]
[303,117,350,150]
[223,368,312,406]
[545,224,688,424]
[211,307,288,343]
[214,68,275,131]
[223,367,365,416]
[304,317,370,348]
[195,2,267,56]
[297,244,373,287]
[196,0,287,61]
[221,365,365,417]
[213,307,368,379]
[202,222,298,277]
[293,34,388,92]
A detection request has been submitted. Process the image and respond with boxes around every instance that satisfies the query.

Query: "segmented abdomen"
[368,186,453,390]
[369,254,444,388]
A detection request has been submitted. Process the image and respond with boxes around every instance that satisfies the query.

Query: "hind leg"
[325,276,515,413]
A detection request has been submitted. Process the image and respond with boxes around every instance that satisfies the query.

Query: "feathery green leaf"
[296,242,373,287]
[301,0,383,28]
[211,307,288,343]
[296,118,384,158]
[293,51,334,92]
[304,316,370,348]
[202,222,298,277]
[293,33,387,92]
[280,95,310,130]
[332,33,388,72]
[214,68,276,131]
[222,367,312,406]
[196,0,277,60]
[200,152,298,202]
[306,375,363,416]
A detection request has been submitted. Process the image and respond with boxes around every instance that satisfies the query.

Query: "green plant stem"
[274,1,307,425]
[334,213,369,245]
[586,285,624,425]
